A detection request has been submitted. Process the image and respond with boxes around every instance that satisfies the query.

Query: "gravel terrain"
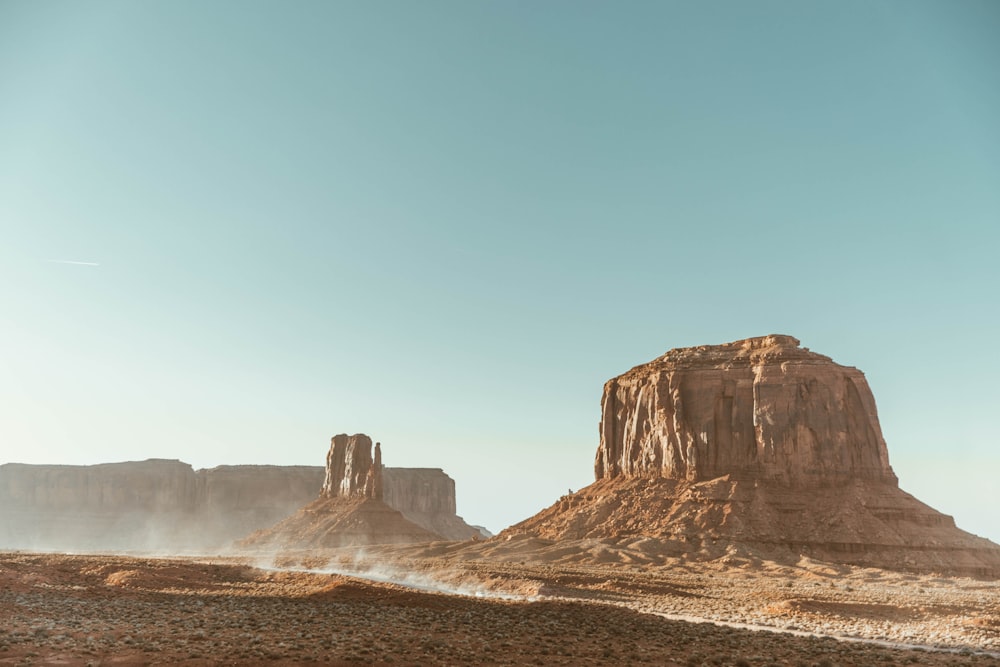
[2,551,999,666]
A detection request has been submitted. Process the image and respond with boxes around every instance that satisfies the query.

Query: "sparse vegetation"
[1,552,997,666]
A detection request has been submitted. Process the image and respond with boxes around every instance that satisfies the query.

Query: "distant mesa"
[0,436,482,552]
[506,334,1000,577]
[242,433,478,549]
[0,460,323,552]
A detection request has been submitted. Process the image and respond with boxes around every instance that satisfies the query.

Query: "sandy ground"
[3,549,1000,666]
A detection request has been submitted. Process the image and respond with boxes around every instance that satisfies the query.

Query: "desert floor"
[2,548,999,666]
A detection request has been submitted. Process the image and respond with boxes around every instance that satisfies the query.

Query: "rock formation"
[321,434,382,499]
[596,334,895,486]
[0,437,480,550]
[383,468,482,540]
[240,434,440,549]
[508,335,1000,577]
[0,461,325,552]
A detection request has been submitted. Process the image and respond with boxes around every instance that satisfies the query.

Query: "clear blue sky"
[1,1,998,540]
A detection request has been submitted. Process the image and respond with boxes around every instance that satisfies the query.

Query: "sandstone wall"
[321,434,382,499]
[0,449,478,549]
[0,461,325,552]
[0,460,199,512]
[383,468,479,540]
[507,334,1000,576]
[596,334,897,486]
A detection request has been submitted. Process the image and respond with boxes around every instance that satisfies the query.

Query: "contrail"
[45,259,101,267]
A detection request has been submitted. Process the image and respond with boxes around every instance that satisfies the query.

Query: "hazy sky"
[1,1,998,540]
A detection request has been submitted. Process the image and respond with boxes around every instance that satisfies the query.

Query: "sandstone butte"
[241,434,480,549]
[0,439,481,552]
[505,334,1000,577]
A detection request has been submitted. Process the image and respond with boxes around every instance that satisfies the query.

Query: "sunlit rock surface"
[510,335,1000,577]
[383,467,482,540]
[596,334,896,485]
[240,435,441,549]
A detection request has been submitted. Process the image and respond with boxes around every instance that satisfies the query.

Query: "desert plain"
[3,541,1000,667]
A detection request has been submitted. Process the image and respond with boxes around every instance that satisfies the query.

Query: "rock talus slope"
[383,467,482,540]
[510,335,1000,576]
[241,435,441,549]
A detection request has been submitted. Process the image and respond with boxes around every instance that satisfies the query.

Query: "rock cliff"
[0,461,324,552]
[240,435,441,549]
[383,468,481,540]
[0,437,480,550]
[596,334,896,486]
[509,335,1000,577]
[321,434,382,499]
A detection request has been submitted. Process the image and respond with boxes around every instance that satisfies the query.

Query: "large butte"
[507,335,1000,577]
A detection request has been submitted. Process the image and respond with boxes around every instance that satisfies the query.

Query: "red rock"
[242,435,440,549]
[509,335,1000,577]
[0,439,481,549]
[596,334,895,485]
[321,433,382,500]
[383,468,481,540]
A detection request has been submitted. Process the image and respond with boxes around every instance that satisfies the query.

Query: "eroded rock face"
[0,461,324,551]
[383,468,480,540]
[0,435,481,550]
[596,334,897,486]
[321,434,383,500]
[243,439,441,549]
[506,335,1000,577]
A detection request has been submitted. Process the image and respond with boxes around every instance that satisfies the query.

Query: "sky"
[1,1,998,540]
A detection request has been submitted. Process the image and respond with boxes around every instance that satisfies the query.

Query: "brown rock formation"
[321,434,382,500]
[195,465,326,540]
[382,468,481,540]
[241,436,441,549]
[0,461,324,552]
[0,444,481,550]
[509,335,1000,577]
[596,334,895,486]
[239,496,440,549]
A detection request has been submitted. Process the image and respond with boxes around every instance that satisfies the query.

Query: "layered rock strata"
[0,461,325,552]
[510,335,1000,576]
[321,434,382,499]
[240,435,442,549]
[383,468,481,540]
[0,438,480,550]
[596,335,895,486]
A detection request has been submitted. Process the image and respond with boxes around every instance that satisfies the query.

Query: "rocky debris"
[513,335,1000,576]
[239,496,441,549]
